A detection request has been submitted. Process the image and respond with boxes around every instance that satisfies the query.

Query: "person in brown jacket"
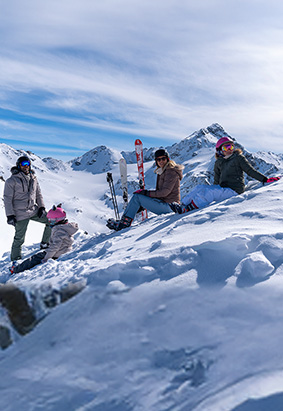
[4,155,51,261]
[107,148,184,231]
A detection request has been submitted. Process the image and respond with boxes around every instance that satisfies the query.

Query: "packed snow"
[1,125,283,410]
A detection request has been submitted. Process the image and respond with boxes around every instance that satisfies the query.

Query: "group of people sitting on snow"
[3,137,280,275]
[107,137,279,231]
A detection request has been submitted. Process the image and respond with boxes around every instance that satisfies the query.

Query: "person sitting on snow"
[10,204,78,274]
[170,137,279,214]
[106,148,184,231]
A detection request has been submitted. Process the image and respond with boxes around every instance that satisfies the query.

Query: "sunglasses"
[156,156,167,162]
[221,143,234,152]
[20,161,30,167]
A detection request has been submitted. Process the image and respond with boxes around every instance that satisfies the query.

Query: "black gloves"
[7,215,17,226]
[262,177,268,184]
[37,207,46,218]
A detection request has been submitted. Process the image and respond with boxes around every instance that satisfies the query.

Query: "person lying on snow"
[107,148,184,231]
[170,137,280,214]
[10,204,78,274]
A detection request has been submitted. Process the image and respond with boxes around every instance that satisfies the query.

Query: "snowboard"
[135,139,148,220]
[119,158,128,209]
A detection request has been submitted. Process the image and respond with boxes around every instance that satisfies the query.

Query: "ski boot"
[106,215,133,231]
[9,260,20,275]
[170,201,198,214]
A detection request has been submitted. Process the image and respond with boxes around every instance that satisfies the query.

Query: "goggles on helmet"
[221,143,235,152]
[48,218,58,226]
[20,160,30,167]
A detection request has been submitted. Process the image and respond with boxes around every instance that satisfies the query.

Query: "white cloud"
[1,0,283,154]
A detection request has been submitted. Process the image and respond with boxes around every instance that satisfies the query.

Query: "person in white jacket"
[10,205,78,275]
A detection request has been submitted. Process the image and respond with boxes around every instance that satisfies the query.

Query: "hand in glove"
[7,215,17,226]
[37,207,46,218]
[266,177,281,183]
[133,189,149,196]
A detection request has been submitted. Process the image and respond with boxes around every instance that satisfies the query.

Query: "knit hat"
[154,148,169,159]
[47,204,66,225]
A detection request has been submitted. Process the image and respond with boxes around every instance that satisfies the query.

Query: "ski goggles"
[156,156,168,162]
[48,218,58,226]
[221,143,235,152]
[20,160,30,167]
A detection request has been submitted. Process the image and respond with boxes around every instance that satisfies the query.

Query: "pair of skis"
[134,139,148,220]
[107,139,147,221]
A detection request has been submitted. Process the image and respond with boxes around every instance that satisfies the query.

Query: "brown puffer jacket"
[4,167,45,221]
[44,222,79,260]
[148,161,184,203]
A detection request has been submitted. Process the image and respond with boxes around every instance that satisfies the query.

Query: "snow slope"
[1,130,283,410]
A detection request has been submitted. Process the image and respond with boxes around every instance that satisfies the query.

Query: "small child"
[10,205,78,274]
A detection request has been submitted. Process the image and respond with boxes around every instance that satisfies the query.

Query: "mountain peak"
[69,145,122,174]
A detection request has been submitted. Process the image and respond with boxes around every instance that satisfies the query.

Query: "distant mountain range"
[1,123,283,195]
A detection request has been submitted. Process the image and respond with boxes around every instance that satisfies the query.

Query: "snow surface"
[1,133,283,410]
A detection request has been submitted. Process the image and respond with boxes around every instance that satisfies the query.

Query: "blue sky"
[1,0,283,160]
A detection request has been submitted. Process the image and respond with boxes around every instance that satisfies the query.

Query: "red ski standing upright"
[135,139,148,221]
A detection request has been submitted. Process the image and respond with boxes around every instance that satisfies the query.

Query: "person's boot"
[170,201,198,214]
[106,215,133,231]
[182,200,198,213]
[169,202,183,213]
[9,260,20,275]
[40,242,49,250]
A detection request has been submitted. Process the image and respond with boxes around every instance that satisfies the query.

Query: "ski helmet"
[215,137,234,150]
[16,155,31,169]
[47,204,66,226]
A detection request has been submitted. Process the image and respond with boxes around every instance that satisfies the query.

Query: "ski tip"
[135,139,142,145]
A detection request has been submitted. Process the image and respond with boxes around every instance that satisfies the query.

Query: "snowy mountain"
[67,123,283,193]
[69,145,122,174]
[1,126,283,410]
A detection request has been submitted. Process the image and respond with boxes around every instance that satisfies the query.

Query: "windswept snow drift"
[1,128,283,410]
[0,177,283,410]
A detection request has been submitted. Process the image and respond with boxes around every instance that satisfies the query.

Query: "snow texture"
[0,124,283,410]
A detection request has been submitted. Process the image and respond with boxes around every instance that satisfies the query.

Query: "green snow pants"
[11,214,51,261]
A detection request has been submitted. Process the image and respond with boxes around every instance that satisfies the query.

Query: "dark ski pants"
[13,251,47,274]
[11,214,51,261]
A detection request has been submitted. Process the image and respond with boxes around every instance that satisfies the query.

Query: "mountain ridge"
[1,124,283,208]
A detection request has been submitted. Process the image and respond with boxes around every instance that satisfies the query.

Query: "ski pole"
[106,172,120,220]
